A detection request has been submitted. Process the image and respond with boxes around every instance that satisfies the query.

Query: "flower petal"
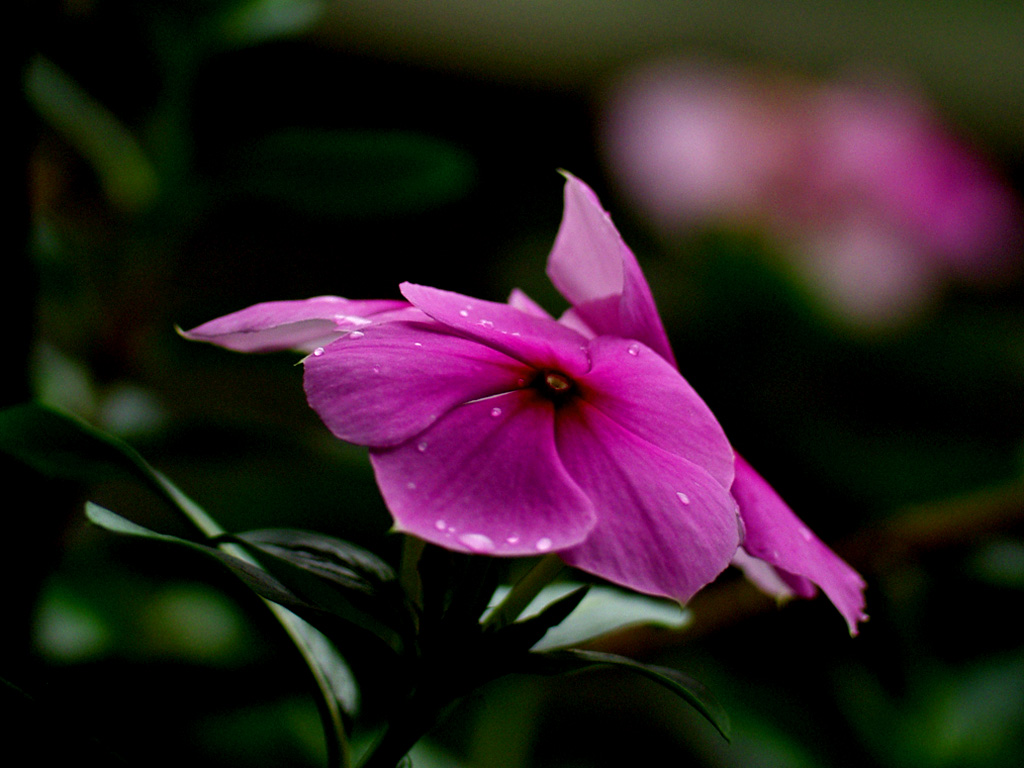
[400,282,591,375]
[546,173,677,365]
[507,288,553,319]
[731,454,868,635]
[556,399,741,603]
[370,389,597,555]
[578,336,734,489]
[303,321,529,448]
[730,548,815,601]
[181,297,411,353]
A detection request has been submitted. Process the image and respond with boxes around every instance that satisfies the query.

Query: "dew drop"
[312,347,325,357]
[435,519,447,531]
[459,309,470,317]
[535,537,553,552]
[478,319,494,328]
[417,441,429,453]
[413,341,423,347]
[406,481,417,490]
[800,526,813,541]
[372,366,381,374]
[459,533,495,552]
[490,406,502,417]
[506,534,520,545]
[627,343,641,356]
[676,492,691,505]
[349,330,365,339]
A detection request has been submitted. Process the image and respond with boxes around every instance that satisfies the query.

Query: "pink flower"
[548,175,866,634]
[602,61,1021,325]
[184,175,867,632]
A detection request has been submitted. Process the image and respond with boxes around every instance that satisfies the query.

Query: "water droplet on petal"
[676,492,691,505]
[799,526,813,541]
[535,537,553,552]
[478,319,494,328]
[406,482,417,490]
[349,330,365,339]
[417,441,429,452]
[414,341,423,347]
[459,309,470,317]
[506,534,520,544]
[459,533,495,552]
[627,343,640,356]
[435,519,447,531]
[312,347,325,356]
[490,407,502,417]
[372,366,381,374]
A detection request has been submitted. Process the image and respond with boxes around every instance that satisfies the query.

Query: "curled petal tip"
[732,455,868,635]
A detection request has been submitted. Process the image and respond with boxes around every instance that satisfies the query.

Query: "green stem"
[482,554,565,631]
[399,535,426,616]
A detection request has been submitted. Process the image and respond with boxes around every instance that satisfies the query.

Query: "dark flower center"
[534,370,575,402]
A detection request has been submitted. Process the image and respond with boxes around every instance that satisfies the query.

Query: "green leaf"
[484,582,691,651]
[0,403,355,766]
[487,586,591,657]
[0,402,223,537]
[218,0,326,46]
[86,503,362,726]
[527,649,731,741]
[226,529,414,655]
[85,503,308,613]
[24,56,158,212]
[234,529,399,595]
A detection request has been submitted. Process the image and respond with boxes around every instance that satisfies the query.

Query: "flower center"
[534,370,575,402]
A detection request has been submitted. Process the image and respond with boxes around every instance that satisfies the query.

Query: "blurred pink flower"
[602,61,1021,325]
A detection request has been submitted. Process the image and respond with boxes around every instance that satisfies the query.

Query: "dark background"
[7,2,1024,766]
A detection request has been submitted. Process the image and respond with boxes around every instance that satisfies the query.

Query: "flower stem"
[399,535,426,613]
[482,554,565,631]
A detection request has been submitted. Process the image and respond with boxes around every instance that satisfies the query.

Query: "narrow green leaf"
[24,56,158,212]
[226,530,412,655]
[481,555,565,632]
[0,403,356,765]
[86,502,358,761]
[219,0,326,46]
[85,503,307,612]
[485,582,691,651]
[529,649,731,741]
[0,402,223,537]
[487,586,591,656]
[234,529,399,593]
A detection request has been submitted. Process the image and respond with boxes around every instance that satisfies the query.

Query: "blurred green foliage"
[7,0,1024,766]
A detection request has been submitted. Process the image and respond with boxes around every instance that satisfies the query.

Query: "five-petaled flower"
[185,174,867,634]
